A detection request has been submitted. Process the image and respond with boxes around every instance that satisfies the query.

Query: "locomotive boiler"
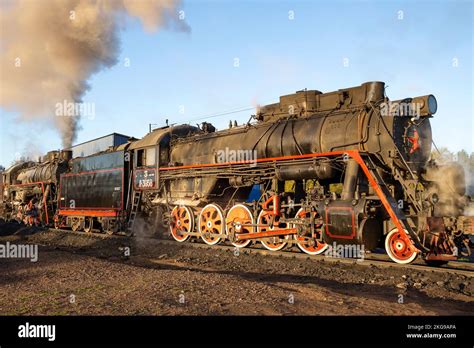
[169,81,433,173]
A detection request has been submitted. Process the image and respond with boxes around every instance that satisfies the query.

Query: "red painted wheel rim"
[226,204,253,247]
[258,211,288,250]
[388,232,416,261]
[295,209,327,254]
[170,206,193,241]
[199,204,224,244]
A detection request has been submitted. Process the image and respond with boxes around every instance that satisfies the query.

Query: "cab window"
[145,147,156,166]
[136,147,156,167]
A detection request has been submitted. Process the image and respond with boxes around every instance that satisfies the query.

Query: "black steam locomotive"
[1,82,472,264]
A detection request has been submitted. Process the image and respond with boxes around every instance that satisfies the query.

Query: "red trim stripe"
[58,209,119,217]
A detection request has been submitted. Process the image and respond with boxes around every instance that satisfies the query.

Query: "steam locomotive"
[2,81,472,264]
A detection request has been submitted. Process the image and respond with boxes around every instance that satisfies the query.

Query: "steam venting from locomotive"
[425,159,474,217]
[0,0,189,148]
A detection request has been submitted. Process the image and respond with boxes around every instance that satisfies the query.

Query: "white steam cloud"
[0,0,189,148]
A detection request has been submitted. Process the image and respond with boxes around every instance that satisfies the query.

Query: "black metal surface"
[60,169,123,209]
[72,151,124,173]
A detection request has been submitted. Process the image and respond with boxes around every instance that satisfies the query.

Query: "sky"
[0,0,473,166]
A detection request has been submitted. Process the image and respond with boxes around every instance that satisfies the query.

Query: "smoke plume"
[0,0,189,148]
[425,159,473,217]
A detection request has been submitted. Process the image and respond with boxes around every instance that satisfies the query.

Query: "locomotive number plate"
[134,169,157,190]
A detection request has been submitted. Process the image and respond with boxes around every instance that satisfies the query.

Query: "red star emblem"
[407,129,420,154]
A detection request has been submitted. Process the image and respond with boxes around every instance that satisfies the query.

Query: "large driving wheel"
[257,210,289,251]
[198,204,225,245]
[226,204,254,248]
[170,206,194,242]
[293,208,328,255]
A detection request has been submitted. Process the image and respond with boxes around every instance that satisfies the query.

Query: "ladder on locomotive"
[126,190,142,235]
[362,154,428,251]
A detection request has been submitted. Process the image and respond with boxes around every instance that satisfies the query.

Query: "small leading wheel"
[198,204,225,245]
[84,217,94,234]
[293,208,328,255]
[226,204,254,248]
[385,228,418,264]
[257,210,289,251]
[170,206,194,242]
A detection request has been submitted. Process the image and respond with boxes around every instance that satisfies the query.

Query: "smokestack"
[0,0,190,148]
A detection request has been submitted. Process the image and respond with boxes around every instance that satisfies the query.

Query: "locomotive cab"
[129,124,201,192]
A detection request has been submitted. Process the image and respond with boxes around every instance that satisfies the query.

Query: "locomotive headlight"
[410,94,437,116]
[427,95,437,114]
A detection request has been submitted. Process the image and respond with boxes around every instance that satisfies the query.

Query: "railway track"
[39,227,474,277]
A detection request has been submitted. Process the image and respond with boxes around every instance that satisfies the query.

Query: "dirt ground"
[0,222,472,315]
